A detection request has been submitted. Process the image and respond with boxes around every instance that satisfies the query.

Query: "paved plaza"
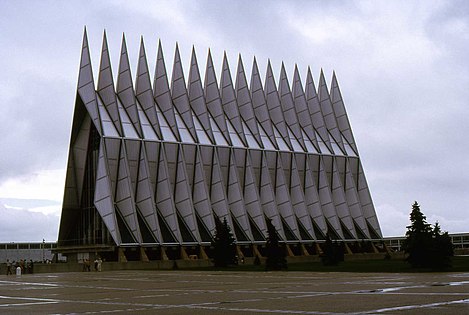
[0,270,469,314]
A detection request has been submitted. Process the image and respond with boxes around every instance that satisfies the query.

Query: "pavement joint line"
[176,304,344,314]
[0,301,59,307]
[0,280,61,287]
[134,294,170,298]
[0,280,138,292]
[361,298,469,314]
[0,295,59,302]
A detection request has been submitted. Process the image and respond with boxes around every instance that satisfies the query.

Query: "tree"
[265,219,287,270]
[321,233,344,266]
[431,222,453,269]
[402,201,453,269]
[212,217,237,267]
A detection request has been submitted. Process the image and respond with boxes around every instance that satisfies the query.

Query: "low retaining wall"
[15,259,213,274]
[1,253,403,274]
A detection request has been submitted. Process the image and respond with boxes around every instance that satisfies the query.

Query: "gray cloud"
[0,202,59,242]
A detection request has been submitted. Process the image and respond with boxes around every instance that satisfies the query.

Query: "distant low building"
[384,233,469,253]
[0,242,63,263]
[57,30,382,262]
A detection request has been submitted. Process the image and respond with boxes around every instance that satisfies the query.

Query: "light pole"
[42,239,45,263]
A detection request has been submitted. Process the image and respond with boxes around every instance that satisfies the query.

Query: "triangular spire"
[305,67,333,153]
[292,65,319,151]
[235,55,263,148]
[279,63,307,151]
[77,27,102,135]
[171,43,198,142]
[265,61,292,150]
[204,49,231,145]
[153,40,181,141]
[250,57,278,149]
[135,36,162,139]
[330,72,358,153]
[220,53,247,146]
[97,30,122,136]
[188,46,215,144]
[116,33,143,137]
[318,70,346,154]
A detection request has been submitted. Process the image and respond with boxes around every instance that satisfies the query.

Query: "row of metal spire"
[78,29,357,156]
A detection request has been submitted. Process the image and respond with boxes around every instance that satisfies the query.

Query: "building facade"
[58,30,382,261]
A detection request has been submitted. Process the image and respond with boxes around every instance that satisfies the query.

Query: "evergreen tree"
[321,233,343,266]
[265,219,287,270]
[431,222,453,269]
[403,201,433,268]
[212,217,237,267]
[402,201,453,269]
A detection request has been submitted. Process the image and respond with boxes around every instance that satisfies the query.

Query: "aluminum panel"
[97,31,122,136]
[171,44,198,142]
[153,41,181,141]
[220,54,247,146]
[116,35,142,137]
[135,38,162,139]
[204,50,231,145]
[264,62,292,150]
[188,48,215,143]
[305,68,333,153]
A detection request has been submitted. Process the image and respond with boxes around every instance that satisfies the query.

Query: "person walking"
[97,257,102,272]
[6,259,12,275]
[28,260,34,274]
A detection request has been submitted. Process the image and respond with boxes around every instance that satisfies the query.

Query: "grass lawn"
[191,256,469,273]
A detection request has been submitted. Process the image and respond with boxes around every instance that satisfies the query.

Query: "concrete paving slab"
[1,271,469,314]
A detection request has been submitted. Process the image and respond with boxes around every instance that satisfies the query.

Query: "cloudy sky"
[1,0,468,242]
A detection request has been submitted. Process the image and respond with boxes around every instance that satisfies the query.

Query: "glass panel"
[226,118,245,147]
[209,114,228,146]
[287,126,304,152]
[257,122,276,150]
[241,121,260,149]
[136,100,158,140]
[96,96,119,137]
[117,98,139,139]
[155,104,177,142]
[329,132,345,156]
[174,110,195,143]
[301,129,318,153]
[272,125,290,151]
[315,131,331,154]
[192,112,213,145]
[341,135,357,157]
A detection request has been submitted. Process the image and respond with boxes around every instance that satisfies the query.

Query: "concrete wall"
[0,259,213,274]
[0,253,403,274]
